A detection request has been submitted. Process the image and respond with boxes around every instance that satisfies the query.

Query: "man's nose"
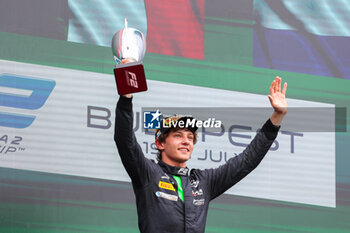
[181,137,190,145]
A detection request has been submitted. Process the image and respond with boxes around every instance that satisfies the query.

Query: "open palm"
[268,76,288,115]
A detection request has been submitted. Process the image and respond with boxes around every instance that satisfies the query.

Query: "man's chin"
[175,153,191,163]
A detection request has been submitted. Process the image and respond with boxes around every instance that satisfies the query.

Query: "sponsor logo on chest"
[190,179,199,188]
[193,198,205,206]
[192,189,203,197]
[159,181,176,191]
[155,191,178,202]
[161,173,170,180]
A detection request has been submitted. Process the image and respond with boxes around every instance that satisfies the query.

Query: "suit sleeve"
[206,119,280,200]
[114,96,152,187]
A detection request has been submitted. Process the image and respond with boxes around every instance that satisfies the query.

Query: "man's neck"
[161,157,187,168]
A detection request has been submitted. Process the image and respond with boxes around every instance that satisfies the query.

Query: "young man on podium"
[112,22,287,233]
[115,74,287,233]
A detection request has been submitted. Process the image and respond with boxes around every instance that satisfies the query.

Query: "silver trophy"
[111,19,147,95]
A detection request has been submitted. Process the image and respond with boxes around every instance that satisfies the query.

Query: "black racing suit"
[114,96,279,233]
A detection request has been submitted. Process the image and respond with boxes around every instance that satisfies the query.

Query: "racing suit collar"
[158,160,189,176]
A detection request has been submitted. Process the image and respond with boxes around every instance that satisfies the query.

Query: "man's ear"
[155,139,165,150]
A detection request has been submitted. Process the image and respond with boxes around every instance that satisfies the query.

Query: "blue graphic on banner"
[0,112,35,129]
[0,74,56,128]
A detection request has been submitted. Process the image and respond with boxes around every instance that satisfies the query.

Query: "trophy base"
[113,62,148,95]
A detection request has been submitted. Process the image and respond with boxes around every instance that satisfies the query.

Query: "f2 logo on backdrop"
[0,74,56,128]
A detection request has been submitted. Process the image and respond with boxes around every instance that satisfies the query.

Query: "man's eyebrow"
[174,129,192,133]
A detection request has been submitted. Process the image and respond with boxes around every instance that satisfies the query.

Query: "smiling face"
[155,129,195,168]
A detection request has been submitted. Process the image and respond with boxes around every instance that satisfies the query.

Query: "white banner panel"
[0,60,335,207]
